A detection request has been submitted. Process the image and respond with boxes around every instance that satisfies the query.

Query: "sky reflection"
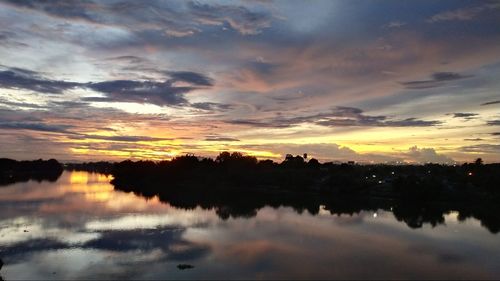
[0,171,499,279]
[1,1,500,163]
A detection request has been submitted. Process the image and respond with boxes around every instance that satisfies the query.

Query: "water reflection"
[0,171,499,279]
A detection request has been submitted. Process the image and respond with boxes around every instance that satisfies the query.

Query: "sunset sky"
[0,0,499,163]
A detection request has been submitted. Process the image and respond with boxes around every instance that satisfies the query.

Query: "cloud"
[238,143,376,162]
[406,146,453,163]
[0,238,68,263]
[226,119,291,128]
[191,102,234,111]
[0,97,47,109]
[1,1,500,162]
[0,66,214,107]
[460,144,500,153]
[238,143,454,163]
[449,112,479,121]
[486,120,500,126]
[1,0,99,22]
[401,72,472,90]
[204,136,240,142]
[1,0,275,36]
[451,113,478,118]
[0,31,29,47]
[75,134,176,143]
[103,55,147,64]
[384,21,406,28]
[0,107,182,143]
[464,138,484,141]
[167,71,214,86]
[381,118,442,127]
[187,1,273,35]
[87,80,191,106]
[228,106,441,128]
[481,100,500,106]
[0,121,72,133]
[82,227,210,260]
[0,227,210,266]
[0,32,10,41]
[0,67,80,94]
[427,3,500,23]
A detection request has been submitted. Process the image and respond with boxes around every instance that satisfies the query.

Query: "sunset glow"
[1,0,499,163]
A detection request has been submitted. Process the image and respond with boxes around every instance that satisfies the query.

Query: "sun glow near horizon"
[0,0,499,163]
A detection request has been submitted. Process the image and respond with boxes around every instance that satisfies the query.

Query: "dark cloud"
[492,132,500,136]
[1,0,99,22]
[401,72,472,90]
[382,118,442,127]
[204,136,240,142]
[1,0,274,36]
[0,66,214,107]
[227,119,291,128]
[460,144,500,153]
[0,109,177,142]
[481,100,500,106]
[449,112,479,121]
[168,71,214,86]
[103,55,147,64]
[49,101,89,108]
[0,68,80,94]
[191,102,234,111]
[80,97,114,102]
[77,134,175,143]
[87,80,190,106]
[187,1,273,35]
[433,72,468,81]
[451,113,478,118]
[464,138,484,141]
[0,108,43,122]
[0,31,29,47]
[0,98,47,109]
[0,121,72,133]
[0,33,8,41]
[486,120,500,126]
[228,106,441,128]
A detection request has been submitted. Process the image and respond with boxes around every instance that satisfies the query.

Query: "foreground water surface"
[0,171,499,280]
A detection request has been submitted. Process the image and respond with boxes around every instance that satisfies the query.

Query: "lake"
[0,171,499,279]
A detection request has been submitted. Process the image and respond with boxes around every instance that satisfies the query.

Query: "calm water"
[0,171,499,280]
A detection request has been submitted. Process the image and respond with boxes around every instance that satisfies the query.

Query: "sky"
[0,0,499,163]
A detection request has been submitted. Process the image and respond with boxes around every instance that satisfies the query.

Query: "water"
[0,171,499,279]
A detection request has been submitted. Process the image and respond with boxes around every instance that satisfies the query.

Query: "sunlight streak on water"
[0,171,499,279]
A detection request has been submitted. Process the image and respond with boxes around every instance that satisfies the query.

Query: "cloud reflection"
[1,171,500,279]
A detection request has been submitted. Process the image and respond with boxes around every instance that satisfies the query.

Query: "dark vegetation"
[65,161,114,175]
[108,153,499,199]
[2,153,500,233]
[0,158,63,186]
[106,153,500,233]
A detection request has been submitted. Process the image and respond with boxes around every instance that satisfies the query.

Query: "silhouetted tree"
[475,158,483,166]
[308,158,320,168]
